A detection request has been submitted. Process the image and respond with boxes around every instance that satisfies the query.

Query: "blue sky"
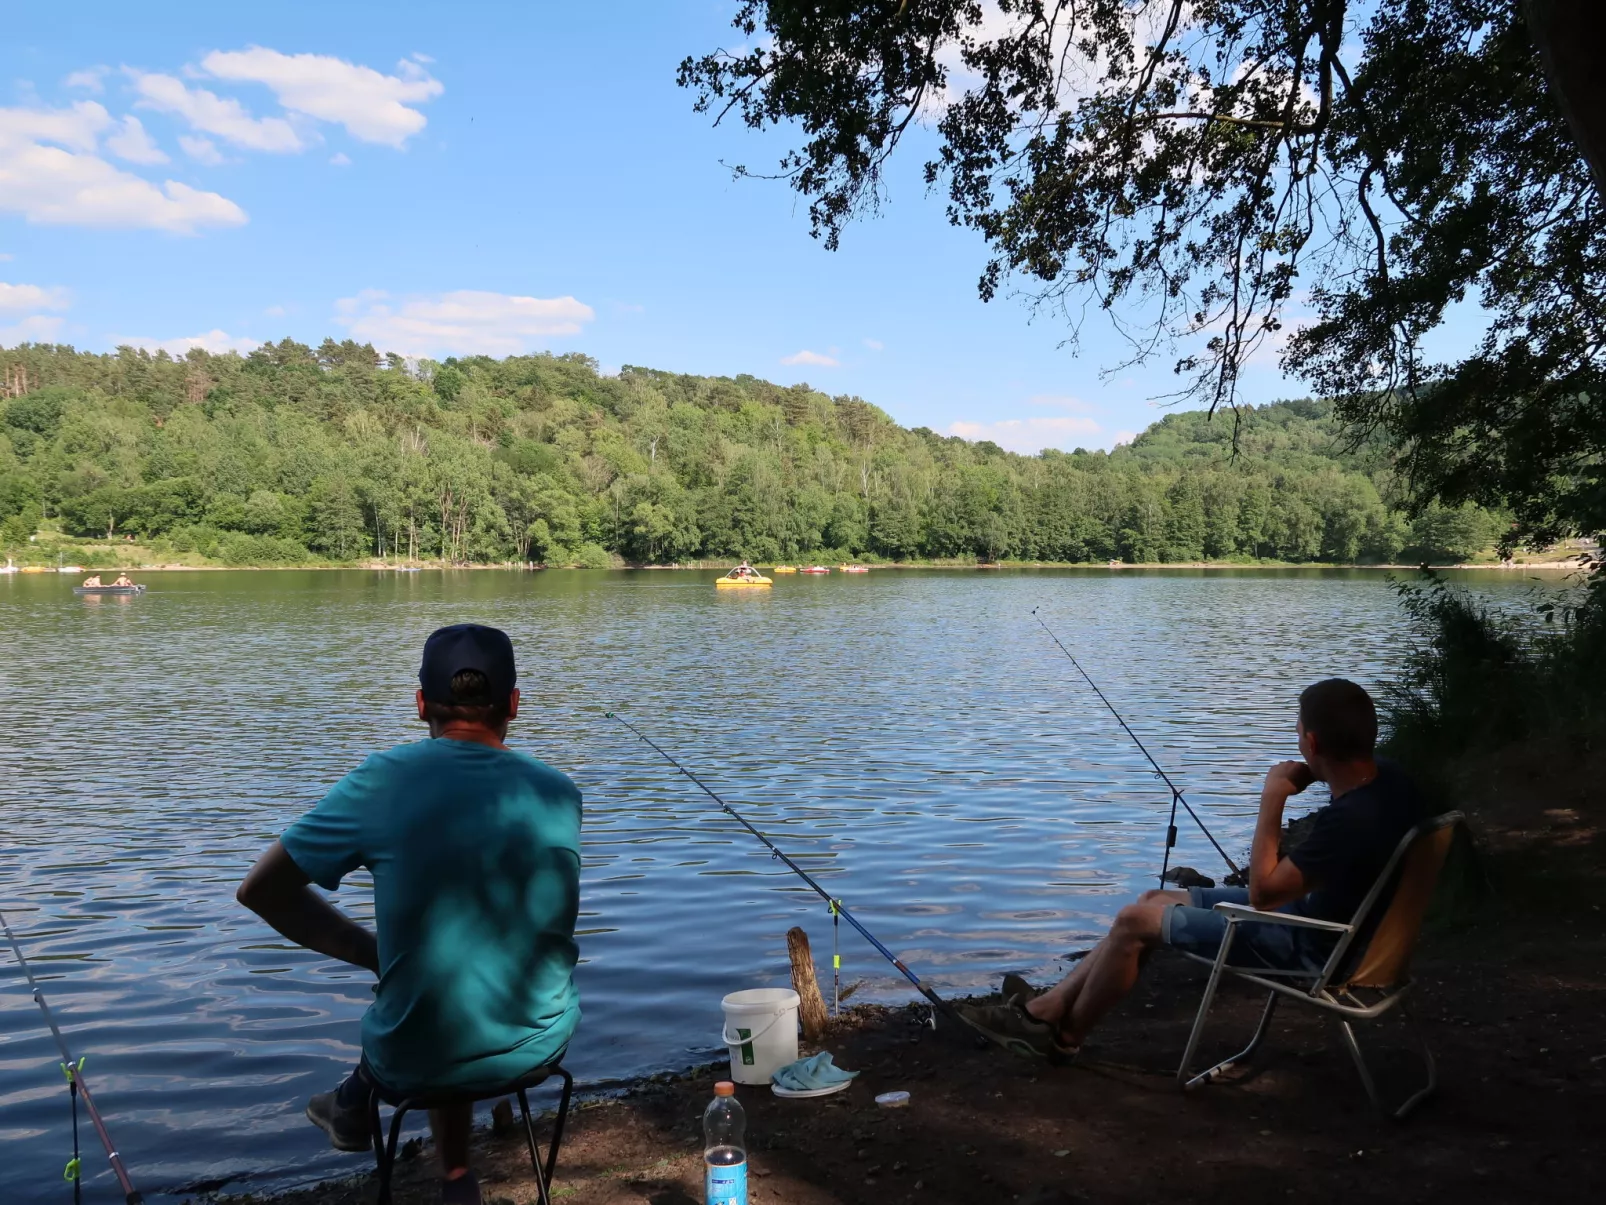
[3,1,1320,452]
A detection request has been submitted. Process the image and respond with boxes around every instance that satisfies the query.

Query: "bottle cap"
[714,1081,736,1096]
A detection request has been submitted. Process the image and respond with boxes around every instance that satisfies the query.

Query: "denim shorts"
[1160,887,1333,973]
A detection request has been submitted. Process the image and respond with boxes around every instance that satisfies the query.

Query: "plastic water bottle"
[703,1081,748,1205]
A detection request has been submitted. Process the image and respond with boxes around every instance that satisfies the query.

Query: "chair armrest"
[1212,903,1352,934]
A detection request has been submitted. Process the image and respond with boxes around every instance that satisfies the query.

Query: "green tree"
[306,474,366,560]
[681,1,1605,545]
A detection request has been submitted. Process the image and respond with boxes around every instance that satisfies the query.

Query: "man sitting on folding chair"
[963,678,1426,1063]
[237,624,582,1205]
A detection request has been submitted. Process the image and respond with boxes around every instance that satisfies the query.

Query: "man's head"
[415,623,520,739]
[1296,678,1377,776]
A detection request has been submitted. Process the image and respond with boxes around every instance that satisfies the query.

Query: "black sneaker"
[960,998,1080,1063]
[1001,972,1043,1004]
[305,1087,372,1153]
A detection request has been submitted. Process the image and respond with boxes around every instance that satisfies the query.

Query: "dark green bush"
[1381,567,1606,764]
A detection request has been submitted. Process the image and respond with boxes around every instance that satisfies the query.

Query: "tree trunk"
[1525,0,1606,194]
[786,927,829,1041]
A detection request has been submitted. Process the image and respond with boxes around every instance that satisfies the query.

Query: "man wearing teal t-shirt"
[237,624,581,1205]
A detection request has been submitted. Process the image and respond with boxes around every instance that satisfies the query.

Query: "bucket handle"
[721,1010,792,1047]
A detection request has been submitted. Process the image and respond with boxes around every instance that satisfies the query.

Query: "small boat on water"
[799,565,831,574]
[716,564,772,588]
[74,584,146,596]
[840,564,870,573]
[772,565,799,574]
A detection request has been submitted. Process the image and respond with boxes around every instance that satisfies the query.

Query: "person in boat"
[961,679,1426,1061]
[82,574,103,587]
[111,573,134,587]
[236,624,581,1205]
[732,560,758,579]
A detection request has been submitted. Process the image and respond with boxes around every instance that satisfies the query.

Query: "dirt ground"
[242,742,1606,1205]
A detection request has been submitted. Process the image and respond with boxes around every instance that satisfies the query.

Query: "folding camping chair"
[1175,811,1462,1119]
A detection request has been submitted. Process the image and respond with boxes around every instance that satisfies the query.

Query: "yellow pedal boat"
[772,565,799,574]
[716,566,772,588]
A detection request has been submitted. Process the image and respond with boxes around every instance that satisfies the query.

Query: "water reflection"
[0,567,1559,1200]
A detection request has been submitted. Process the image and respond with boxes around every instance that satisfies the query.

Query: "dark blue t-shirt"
[1287,760,1427,925]
[281,737,582,1093]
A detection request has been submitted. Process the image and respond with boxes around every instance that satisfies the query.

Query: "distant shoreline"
[14,558,1586,574]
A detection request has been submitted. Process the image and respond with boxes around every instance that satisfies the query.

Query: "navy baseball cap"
[419,624,517,703]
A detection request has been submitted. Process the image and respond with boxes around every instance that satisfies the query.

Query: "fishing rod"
[1031,610,1242,883]
[605,710,965,1027]
[1,908,144,1205]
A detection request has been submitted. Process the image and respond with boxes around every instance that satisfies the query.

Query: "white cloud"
[1,101,107,153]
[105,115,168,164]
[335,289,595,356]
[781,349,838,367]
[115,329,260,356]
[130,71,306,152]
[179,134,225,165]
[0,314,66,346]
[65,68,107,93]
[329,151,351,166]
[0,253,13,261]
[1112,430,1137,446]
[0,281,70,311]
[201,48,443,148]
[411,52,435,64]
[0,103,246,233]
[862,338,884,351]
[947,414,1102,454]
[264,304,286,317]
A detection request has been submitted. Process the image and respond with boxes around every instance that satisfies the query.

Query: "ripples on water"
[0,568,1552,1199]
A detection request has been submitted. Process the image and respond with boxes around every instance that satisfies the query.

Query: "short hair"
[1298,678,1377,761]
[422,667,511,728]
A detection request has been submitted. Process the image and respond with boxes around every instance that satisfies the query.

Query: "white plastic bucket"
[720,988,800,1085]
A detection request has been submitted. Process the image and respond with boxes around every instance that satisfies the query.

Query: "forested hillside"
[0,341,1504,566]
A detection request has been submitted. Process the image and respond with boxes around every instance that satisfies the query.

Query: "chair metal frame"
[368,1062,574,1205]
[1175,811,1462,1120]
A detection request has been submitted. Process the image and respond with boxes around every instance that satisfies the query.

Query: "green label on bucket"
[737,1027,754,1065]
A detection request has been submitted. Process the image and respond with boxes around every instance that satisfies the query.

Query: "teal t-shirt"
[281,738,582,1094]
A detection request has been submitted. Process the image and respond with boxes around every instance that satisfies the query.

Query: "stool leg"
[516,1090,552,1205]
[368,1088,384,1166]
[376,1101,410,1205]
[544,1069,573,1187]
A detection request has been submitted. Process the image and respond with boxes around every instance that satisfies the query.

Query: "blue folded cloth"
[771,1051,859,1091]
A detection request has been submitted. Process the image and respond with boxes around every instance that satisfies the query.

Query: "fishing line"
[604,710,964,1027]
[1031,610,1242,882]
[1,907,144,1205]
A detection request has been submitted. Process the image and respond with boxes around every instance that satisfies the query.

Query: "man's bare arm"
[1248,761,1312,911]
[237,840,379,974]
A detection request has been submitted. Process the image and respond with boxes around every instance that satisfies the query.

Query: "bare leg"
[430,1104,473,1179]
[1025,889,1183,1045]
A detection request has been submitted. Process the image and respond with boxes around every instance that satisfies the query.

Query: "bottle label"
[706,1158,748,1205]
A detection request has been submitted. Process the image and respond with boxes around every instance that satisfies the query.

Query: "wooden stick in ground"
[786,926,829,1041]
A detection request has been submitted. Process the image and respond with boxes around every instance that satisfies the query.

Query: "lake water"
[0,567,1558,1200]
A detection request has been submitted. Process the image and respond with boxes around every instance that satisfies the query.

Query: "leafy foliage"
[0,340,1502,565]
[680,1,1603,545]
[1381,566,1606,764]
